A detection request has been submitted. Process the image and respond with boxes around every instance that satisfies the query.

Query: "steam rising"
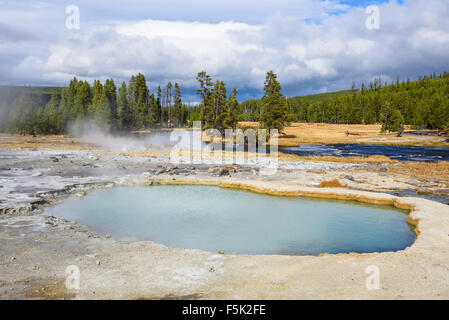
[68,120,205,152]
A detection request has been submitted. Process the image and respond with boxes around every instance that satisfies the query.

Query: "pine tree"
[148,93,158,127]
[94,97,112,130]
[390,109,404,136]
[117,82,132,130]
[104,79,118,125]
[173,83,182,127]
[260,71,288,133]
[156,86,162,126]
[165,82,173,126]
[88,80,111,129]
[213,80,227,133]
[128,75,137,128]
[44,93,61,133]
[89,80,104,116]
[224,88,239,129]
[181,105,189,126]
[74,80,91,120]
[66,77,77,119]
[380,101,393,133]
[196,71,214,129]
[134,73,149,128]
[59,88,72,130]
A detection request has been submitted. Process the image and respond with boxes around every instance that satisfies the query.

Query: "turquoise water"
[46,186,415,255]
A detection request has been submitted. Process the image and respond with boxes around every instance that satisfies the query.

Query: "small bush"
[317,179,346,188]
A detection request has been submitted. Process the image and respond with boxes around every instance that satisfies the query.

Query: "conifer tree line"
[239,71,449,132]
[195,71,239,133]
[1,70,449,135]
[191,70,286,135]
[2,74,194,135]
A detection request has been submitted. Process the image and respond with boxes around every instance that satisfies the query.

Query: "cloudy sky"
[0,0,448,101]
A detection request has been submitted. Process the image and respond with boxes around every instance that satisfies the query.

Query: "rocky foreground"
[1,140,449,299]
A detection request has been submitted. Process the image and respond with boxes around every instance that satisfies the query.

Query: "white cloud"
[1,0,449,98]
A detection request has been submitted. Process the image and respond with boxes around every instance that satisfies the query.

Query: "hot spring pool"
[46,186,416,255]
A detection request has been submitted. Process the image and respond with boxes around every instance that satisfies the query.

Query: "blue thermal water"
[46,186,415,255]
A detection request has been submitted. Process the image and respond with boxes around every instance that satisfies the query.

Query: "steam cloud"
[68,120,205,152]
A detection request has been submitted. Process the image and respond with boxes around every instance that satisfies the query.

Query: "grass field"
[0,134,96,150]
[239,122,449,147]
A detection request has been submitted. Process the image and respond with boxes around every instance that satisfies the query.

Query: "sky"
[0,0,448,101]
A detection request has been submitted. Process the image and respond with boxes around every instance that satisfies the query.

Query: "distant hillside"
[239,71,449,129]
[0,85,62,112]
[0,85,61,98]
[238,89,357,121]
[297,89,355,103]
[0,86,62,130]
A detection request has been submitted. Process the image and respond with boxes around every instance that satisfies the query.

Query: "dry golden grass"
[278,153,398,164]
[238,122,449,148]
[388,161,449,185]
[0,143,96,150]
[318,179,346,188]
[0,134,96,150]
